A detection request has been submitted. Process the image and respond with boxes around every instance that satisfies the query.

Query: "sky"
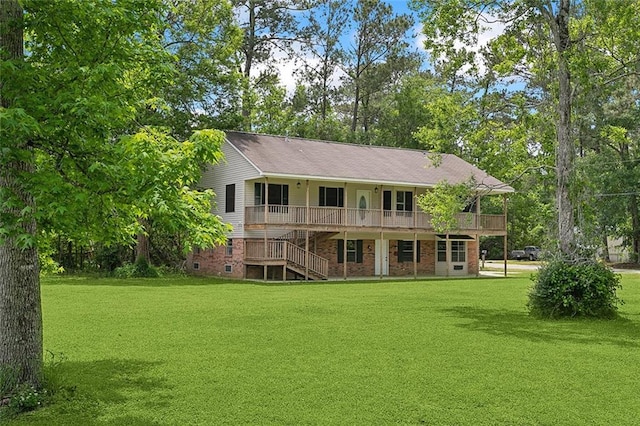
[269,1,423,94]
[269,0,504,94]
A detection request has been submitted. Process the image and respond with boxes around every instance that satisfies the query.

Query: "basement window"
[224,264,232,273]
[193,262,200,270]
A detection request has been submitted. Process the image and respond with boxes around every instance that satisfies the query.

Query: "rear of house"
[188,132,513,280]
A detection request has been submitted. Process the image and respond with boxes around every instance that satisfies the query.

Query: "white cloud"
[253,43,346,96]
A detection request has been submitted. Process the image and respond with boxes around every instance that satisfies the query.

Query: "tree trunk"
[240,0,256,126]
[0,173,43,390]
[601,233,610,263]
[0,0,44,390]
[629,193,640,264]
[351,82,360,134]
[553,0,576,256]
[135,219,151,264]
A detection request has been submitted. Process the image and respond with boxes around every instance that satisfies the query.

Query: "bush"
[528,259,623,318]
[113,257,160,278]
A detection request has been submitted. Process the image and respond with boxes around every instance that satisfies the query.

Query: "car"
[510,246,541,261]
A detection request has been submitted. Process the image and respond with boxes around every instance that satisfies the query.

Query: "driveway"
[481,260,640,274]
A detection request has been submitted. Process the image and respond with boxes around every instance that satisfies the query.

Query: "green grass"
[6,273,640,425]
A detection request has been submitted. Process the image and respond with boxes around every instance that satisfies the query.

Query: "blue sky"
[275,0,428,93]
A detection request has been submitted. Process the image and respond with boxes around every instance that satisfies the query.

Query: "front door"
[356,190,371,225]
[375,239,389,276]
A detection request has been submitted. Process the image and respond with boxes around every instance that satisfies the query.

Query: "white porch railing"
[244,205,506,231]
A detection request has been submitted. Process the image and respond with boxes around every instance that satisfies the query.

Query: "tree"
[232,0,307,127]
[1,0,230,391]
[297,0,348,135]
[158,0,244,137]
[1,0,41,389]
[416,179,477,233]
[343,0,417,142]
[412,0,640,258]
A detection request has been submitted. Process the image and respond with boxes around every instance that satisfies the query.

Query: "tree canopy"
[1,0,234,389]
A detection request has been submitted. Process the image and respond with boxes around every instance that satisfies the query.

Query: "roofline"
[224,136,262,174]
[225,131,515,194]
[225,130,443,156]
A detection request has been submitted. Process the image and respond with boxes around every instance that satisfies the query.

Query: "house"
[188,131,513,280]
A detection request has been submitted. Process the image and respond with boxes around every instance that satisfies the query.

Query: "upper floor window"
[396,191,413,212]
[254,182,289,206]
[383,190,392,211]
[319,187,344,207]
[225,184,235,213]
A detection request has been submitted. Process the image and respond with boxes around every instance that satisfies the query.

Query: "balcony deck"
[244,205,506,234]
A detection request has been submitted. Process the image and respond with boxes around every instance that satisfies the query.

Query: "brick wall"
[187,237,480,279]
[187,238,244,279]
[316,238,438,278]
[388,240,436,276]
[468,238,479,275]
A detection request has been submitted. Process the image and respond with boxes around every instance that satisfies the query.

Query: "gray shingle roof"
[226,132,513,193]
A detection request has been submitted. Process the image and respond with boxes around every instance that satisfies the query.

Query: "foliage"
[528,259,623,319]
[36,235,64,276]
[410,0,640,259]
[343,0,418,139]
[113,258,160,279]
[0,351,70,420]
[1,0,235,391]
[146,0,243,138]
[416,179,476,233]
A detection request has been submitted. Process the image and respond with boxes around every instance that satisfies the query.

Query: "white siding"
[199,140,261,238]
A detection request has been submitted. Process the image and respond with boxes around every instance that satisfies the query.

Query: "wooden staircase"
[245,240,329,280]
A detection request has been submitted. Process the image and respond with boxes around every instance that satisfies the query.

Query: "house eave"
[254,172,515,194]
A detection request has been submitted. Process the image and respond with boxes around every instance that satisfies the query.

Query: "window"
[451,241,466,262]
[337,239,363,263]
[193,262,200,270]
[398,240,420,263]
[225,239,233,256]
[225,184,235,213]
[319,187,344,207]
[437,241,446,262]
[383,190,392,216]
[254,182,289,205]
[224,264,232,273]
[396,191,413,212]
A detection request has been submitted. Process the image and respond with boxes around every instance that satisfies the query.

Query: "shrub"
[7,384,47,412]
[113,257,160,278]
[528,259,623,318]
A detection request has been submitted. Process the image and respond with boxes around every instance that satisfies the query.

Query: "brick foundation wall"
[187,237,480,279]
[187,238,244,279]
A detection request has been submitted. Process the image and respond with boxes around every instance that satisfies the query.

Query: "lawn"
[7,273,640,425]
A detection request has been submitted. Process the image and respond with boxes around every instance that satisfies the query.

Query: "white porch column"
[305,179,309,281]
